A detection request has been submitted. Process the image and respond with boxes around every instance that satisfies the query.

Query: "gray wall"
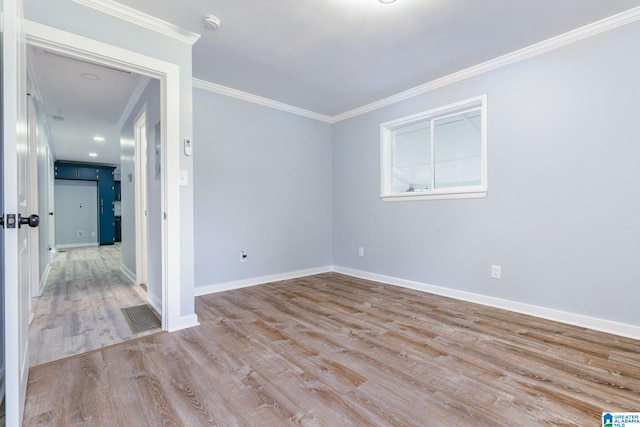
[120,78,162,309]
[25,0,196,318]
[193,90,333,289]
[54,180,98,247]
[332,21,640,326]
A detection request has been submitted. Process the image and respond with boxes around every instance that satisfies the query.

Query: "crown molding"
[117,75,151,131]
[195,6,640,123]
[332,6,640,122]
[71,0,201,45]
[193,79,333,123]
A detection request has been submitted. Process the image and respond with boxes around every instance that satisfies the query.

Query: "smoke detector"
[203,15,221,31]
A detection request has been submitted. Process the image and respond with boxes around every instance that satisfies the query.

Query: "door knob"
[18,214,39,228]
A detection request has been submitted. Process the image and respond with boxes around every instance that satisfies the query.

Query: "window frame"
[380,95,488,202]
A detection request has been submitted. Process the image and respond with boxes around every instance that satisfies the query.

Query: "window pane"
[433,110,482,188]
[391,121,431,193]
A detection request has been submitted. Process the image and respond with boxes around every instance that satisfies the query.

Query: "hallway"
[29,245,160,367]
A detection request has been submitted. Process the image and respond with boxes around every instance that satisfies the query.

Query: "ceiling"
[28,0,640,166]
[29,48,144,166]
[117,0,640,116]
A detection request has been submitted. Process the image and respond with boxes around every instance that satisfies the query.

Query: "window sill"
[380,190,487,202]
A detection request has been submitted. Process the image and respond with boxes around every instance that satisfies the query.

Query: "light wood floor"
[29,245,159,367]
[24,273,640,426]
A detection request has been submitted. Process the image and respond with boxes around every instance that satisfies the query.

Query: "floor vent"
[121,304,161,334]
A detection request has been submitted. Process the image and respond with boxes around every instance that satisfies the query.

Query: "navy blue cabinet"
[55,163,99,180]
[97,167,115,245]
[54,161,116,245]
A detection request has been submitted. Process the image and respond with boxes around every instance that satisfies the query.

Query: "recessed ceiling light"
[94,136,105,142]
[379,0,397,3]
[81,73,101,81]
[89,153,98,157]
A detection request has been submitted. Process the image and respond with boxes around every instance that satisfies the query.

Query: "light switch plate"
[179,170,189,187]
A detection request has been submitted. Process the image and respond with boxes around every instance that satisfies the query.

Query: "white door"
[3,0,33,425]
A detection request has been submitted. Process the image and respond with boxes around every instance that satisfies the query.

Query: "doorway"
[25,40,166,366]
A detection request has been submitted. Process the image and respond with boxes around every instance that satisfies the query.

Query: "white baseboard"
[120,264,136,285]
[333,266,640,341]
[146,291,162,315]
[0,366,4,404]
[195,265,333,296]
[193,264,640,340]
[168,314,200,332]
[56,242,99,249]
[38,262,51,296]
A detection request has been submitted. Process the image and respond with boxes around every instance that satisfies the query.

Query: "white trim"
[160,54,183,335]
[120,263,136,285]
[332,6,640,122]
[133,106,148,289]
[147,288,162,313]
[70,0,201,45]
[380,191,487,202]
[195,264,640,339]
[380,95,487,201]
[55,242,99,249]
[195,266,333,296]
[332,266,640,341]
[117,76,151,131]
[25,20,184,332]
[168,314,199,332]
[193,78,333,123]
[146,290,162,315]
[25,54,57,160]
[38,262,51,294]
[0,365,5,405]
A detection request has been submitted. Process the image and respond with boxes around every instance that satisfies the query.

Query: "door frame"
[134,107,148,289]
[24,21,182,333]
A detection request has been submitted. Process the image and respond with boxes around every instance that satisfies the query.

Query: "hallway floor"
[28,244,160,367]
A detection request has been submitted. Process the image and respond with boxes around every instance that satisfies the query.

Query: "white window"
[380,95,487,201]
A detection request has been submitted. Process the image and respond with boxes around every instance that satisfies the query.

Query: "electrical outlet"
[358,246,364,257]
[491,265,501,279]
[91,231,96,237]
[240,250,247,263]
